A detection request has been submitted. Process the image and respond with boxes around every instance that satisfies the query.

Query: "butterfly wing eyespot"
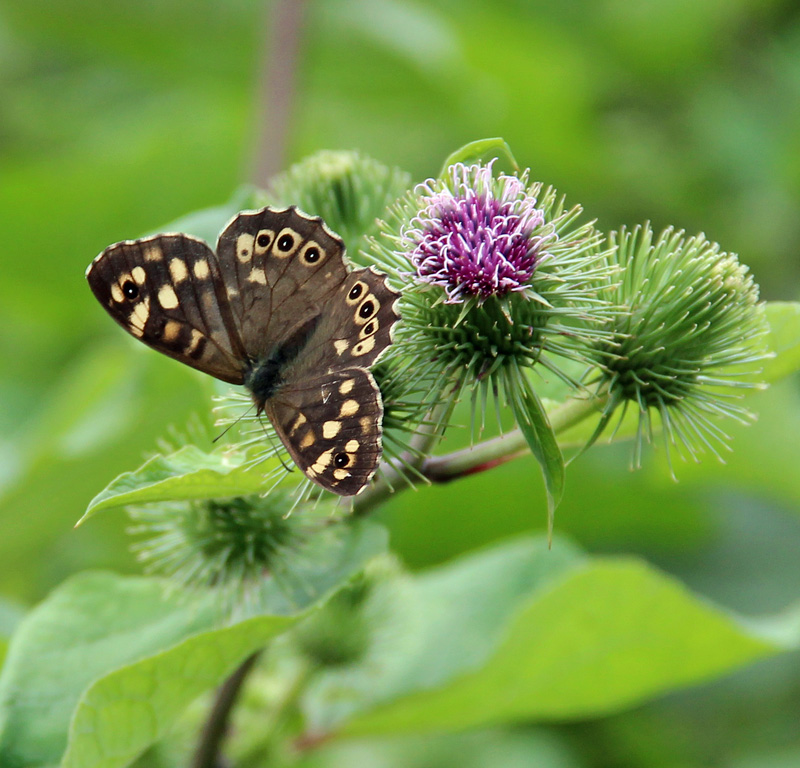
[300,242,326,266]
[346,281,366,305]
[356,296,379,322]
[359,320,378,339]
[255,230,273,251]
[122,280,138,299]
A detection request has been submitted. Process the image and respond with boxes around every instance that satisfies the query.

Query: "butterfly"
[86,206,400,495]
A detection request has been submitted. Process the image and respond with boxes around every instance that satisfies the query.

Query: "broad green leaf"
[61,614,295,768]
[303,728,580,768]
[247,518,390,616]
[80,446,272,522]
[0,519,385,768]
[439,138,519,176]
[61,519,386,768]
[0,599,24,669]
[300,535,800,736]
[304,536,583,732]
[0,573,217,768]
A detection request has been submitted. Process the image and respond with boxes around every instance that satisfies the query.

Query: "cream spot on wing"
[339,399,359,417]
[360,416,373,432]
[111,283,124,303]
[351,335,376,357]
[162,320,182,341]
[339,379,355,394]
[131,297,150,328]
[132,266,146,284]
[300,431,315,449]
[158,285,179,310]
[237,233,255,262]
[144,245,162,262]
[289,413,307,435]
[345,439,359,453]
[311,449,334,474]
[169,258,188,283]
[334,339,349,355]
[248,268,267,284]
[333,468,350,481]
[322,421,341,439]
[306,467,318,478]
[226,285,239,298]
[187,329,204,353]
[193,259,210,279]
[130,324,144,338]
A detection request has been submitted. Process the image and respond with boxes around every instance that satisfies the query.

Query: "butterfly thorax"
[243,312,321,411]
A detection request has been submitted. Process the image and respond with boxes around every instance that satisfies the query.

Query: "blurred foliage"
[1,0,799,766]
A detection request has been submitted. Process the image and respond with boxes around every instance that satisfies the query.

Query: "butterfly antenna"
[257,413,295,474]
[213,401,257,444]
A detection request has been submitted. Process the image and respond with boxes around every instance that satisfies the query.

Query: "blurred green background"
[1,0,799,766]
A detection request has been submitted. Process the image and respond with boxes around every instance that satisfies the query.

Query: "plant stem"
[354,393,607,516]
[251,0,308,184]
[192,652,261,768]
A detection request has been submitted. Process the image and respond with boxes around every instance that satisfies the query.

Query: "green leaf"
[80,446,270,523]
[761,301,800,382]
[304,536,583,732]
[0,572,217,768]
[307,728,579,768]
[61,614,295,768]
[439,138,519,176]
[0,519,386,768]
[0,599,24,670]
[506,373,565,534]
[311,537,800,737]
[61,520,385,768]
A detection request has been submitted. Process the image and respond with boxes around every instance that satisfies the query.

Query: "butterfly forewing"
[265,368,384,495]
[86,234,246,384]
[292,267,401,377]
[215,207,349,361]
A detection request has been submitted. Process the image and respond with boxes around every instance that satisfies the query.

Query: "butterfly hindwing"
[215,207,349,360]
[265,368,384,495]
[86,234,246,384]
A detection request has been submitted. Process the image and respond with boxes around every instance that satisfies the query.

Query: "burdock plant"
[585,224,769,473]
[58,141,779,768]
[368,159,614,521]
[125,143,770,587]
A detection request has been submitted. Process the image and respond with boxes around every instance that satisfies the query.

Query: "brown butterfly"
[86,206,400,495]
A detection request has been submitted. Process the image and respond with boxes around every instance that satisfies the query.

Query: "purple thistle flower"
[400,163,552,303]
